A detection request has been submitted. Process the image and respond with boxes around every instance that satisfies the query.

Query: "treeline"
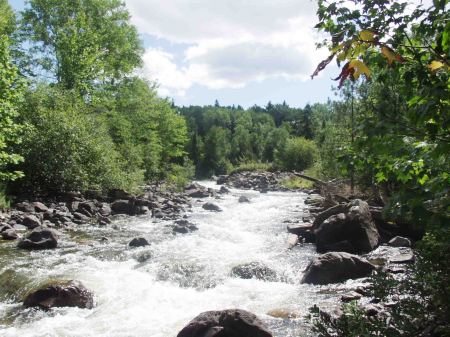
[179,102,318,177]
[0,0,189,198]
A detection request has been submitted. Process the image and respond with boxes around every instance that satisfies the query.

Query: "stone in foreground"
[23,280,94,309]
[177,309,273,337]
[301,252,375,285]
[388,236,411,248]
[17,227,58,250]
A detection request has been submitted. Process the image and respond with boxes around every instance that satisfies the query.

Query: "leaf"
[381,46,404,65]
[311,53,336,79]
[428,60,445,72]
[359,30,375,42]
[349,59,371,80]
[333,62,355,87]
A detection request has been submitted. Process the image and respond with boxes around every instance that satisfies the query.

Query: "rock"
[238,196,250,203]
[301,252,375,285]
[287,223,315,243]
[231,262,277,281]
[315,199,380,253]
[202,203,222,212]
[287,234,299,249]
[17,227,58,250]
[266,309,300,319]
[111,200,136,215]
[22,215,41,229]
[388,236,411,248]
[216,175,228,185]
[23,280,94,309]
[78,201,96,215]
[341,291,362,303]
[98,203,112,217]
[73,212,91,224]
[32,202,49,213]
[128,237,150,248]
[173,220,198,234]
[177,309,273,337]
[109,188,132,200]
[185,183,210,198]
[15,202,35,213]
[2,229,18,240]
[389,251,415,264]
[219,186,230,194]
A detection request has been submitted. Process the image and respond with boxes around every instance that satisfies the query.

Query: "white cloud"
[127,0,327,96]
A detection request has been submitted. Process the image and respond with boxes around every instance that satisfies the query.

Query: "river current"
[0,181,347,337]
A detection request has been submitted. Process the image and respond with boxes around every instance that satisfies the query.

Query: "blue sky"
[9,0,338,107]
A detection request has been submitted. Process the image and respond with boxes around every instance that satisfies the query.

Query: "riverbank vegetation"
[309,0,449,335]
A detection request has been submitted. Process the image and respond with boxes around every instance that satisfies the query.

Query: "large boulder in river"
[314,199,379,253]
[301,252,375,285]
[202,202,222,212]
[23,280,94,309]
[17,227,58,250]
[231,262,277,281]
[128,237,150,248]
[177,309,273,337]
[22,214,41,229]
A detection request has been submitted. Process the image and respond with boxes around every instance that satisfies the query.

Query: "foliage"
[310,228,450,337]
[279,176,314,189]
[20,0,142,93]
[229,162,274,175]
[15,85,144,194]
[275,137,318,172]
[0,3,24,183]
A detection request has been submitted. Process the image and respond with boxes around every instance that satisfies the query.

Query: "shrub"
[275,137,318,172]
[229,162,274,174]
[14,85,143,194]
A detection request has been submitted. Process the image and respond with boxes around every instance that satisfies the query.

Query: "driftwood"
[312,203,347,228]
[293,171,350,204]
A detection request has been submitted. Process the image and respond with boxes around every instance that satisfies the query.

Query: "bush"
[275,137,318,172]
[229,162,274,174]
[14,85,144,194]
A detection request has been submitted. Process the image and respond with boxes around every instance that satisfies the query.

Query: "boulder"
[388,236,411,248]
[287,223,315,243]
[32,202,49,213]
[216,175,228,185]
[73,212,91,224]
[185,183,210,198]
[177,309,273,337]
[2,229,18,240]
[238,196,250,203]
[219,186,230,194]
[22,215,41,229]
[231,262,277,281]
[15,202,35,213]
[23,280,93,309]
[98,203,112,217]
[17,227,58,250]
[287,234,299,249]
[173,220,198,234]
[128,237,150,248]
[111,200,137,215]
[315,199,379,253]
[301,252,375,285]
[202,203,222,212]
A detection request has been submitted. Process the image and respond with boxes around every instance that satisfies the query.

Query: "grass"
[280,176,314,189]
[228,162,274,174]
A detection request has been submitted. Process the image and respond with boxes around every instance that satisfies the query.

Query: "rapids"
[0,181,348,337]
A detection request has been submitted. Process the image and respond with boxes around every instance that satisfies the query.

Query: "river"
[0,181,348,337]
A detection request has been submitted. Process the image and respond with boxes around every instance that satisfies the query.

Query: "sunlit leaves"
[380,46,405,65]
[359,30,376,42]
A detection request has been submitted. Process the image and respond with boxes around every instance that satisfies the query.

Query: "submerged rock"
[172,220,198,234]
[238,196,250,203]
[17,227,58,250]
[177,309,273,337]
[301,252,375,285]
[23,280,94,309]
[231,262,277,281]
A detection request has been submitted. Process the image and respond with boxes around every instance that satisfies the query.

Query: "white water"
[0,182,344,337]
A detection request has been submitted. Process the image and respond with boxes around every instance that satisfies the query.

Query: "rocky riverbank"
[0,171,419,337]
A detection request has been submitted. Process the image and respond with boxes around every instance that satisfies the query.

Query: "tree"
[21,0,142,93]
[0,0,24,183]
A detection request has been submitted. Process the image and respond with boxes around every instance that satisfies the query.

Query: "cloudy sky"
[10,0,338,107]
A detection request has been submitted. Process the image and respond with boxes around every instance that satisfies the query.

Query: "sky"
[9,0,339,108]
